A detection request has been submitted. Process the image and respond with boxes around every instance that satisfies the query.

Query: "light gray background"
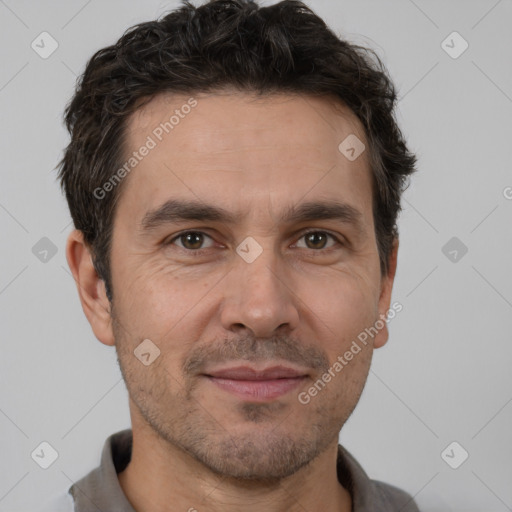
[1,0,511,510]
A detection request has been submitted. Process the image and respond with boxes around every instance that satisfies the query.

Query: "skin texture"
[66,90,399,512]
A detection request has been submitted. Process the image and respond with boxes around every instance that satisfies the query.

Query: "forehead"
[128,90,366,158]
[117,90,373,230]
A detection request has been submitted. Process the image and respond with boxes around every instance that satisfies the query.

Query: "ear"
[65,229,115,346]
[373,237,399,349]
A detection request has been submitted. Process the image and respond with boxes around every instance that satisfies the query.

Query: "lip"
[204,364,308,380]
[205,375,307,401]
[203,365,309,402]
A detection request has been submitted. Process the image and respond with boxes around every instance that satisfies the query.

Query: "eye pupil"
[182,232,203,249]
[306,232,327,249]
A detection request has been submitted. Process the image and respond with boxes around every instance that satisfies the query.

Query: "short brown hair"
[57,0,417,302]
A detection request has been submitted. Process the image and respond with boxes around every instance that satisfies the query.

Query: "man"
[48,0,419,510]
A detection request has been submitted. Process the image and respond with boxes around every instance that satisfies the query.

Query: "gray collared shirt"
[42,429,420,511]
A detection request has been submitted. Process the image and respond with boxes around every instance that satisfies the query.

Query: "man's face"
[107,91,394,480]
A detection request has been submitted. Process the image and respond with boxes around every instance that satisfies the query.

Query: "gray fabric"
[68,429,135,512]
[337,443,420,511]
[67,429,420,511]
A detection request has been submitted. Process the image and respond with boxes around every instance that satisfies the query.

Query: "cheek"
[113,259,216,353]
[322,272,380,388]
[115,256,174,313]
[308,267,379,335]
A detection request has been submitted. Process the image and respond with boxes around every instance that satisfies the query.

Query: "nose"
[220,243,300,338]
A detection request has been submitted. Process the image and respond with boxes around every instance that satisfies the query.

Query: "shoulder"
[372,479,420,511]
[36,490,74,512]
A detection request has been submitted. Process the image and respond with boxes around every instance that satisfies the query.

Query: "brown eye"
[296,231,340,250]
[169,231,215,251]
[305,232,328,249]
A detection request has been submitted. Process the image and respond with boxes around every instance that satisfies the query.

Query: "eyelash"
[165,229,344,254]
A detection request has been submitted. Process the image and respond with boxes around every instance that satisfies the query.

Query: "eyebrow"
[139,198,366,237]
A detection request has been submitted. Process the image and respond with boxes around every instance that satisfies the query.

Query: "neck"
[117,428,352,512]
